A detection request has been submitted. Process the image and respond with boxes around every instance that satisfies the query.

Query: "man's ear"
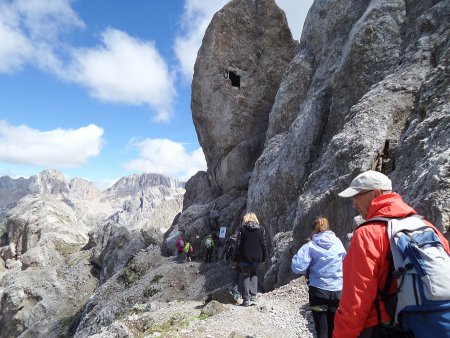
[373,189,382,197]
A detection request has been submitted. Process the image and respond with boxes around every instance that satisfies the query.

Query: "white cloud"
[174,0,313,81]
[0,22,32,73]
[0,0,83,73]
[0,1,175,121]
[66,28,176,122]
[14,0,85,40]
[0,121,104,167]
[124,138,206,181]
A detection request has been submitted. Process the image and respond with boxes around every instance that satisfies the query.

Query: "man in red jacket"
[333,170,450,338]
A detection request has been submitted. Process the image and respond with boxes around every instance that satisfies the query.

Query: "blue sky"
[0,0,313,189]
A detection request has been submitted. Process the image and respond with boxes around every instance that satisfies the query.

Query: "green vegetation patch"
[124,310,206,337]
[198,313,209,320]
[53,240,84,267]
[132,303,148,314]
[146,313,184,334]
[143,286,159,298]
[120,261,149,287]
[55,241,84,258]
[151,274,163,284]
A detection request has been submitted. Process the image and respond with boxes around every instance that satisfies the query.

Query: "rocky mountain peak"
[106,173,185,197]
[31,169,70,194]
[69,177,103,200]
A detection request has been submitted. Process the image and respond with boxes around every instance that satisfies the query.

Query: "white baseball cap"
[338,170,392,198]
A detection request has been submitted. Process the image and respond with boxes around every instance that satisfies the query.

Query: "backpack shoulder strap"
[356,216,397,329]
[357,217,392,230]
[358,214,422,234]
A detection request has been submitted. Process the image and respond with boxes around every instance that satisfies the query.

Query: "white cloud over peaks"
[125,138,206,181]
[0,0,84,74]
[0,121,104,167]
[68,28,176,122]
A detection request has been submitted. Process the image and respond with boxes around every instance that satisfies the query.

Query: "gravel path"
[83,256,316,338]
[179,278,315,338]
[128,277,316,338]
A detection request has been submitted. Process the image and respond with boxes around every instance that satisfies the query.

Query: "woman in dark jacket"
[233,212,267,306]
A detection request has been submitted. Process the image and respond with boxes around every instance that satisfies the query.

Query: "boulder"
[192,0,297,192]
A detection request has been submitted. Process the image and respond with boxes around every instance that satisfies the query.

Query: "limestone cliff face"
[0,195,97,338]
[187,0,450,289]
[192,0,297,192]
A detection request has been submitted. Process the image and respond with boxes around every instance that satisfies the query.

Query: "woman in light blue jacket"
[291,216,346,338]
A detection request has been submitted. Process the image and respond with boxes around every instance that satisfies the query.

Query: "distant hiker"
[291,216,346,338]
[175,234,185,262]
[232,212,267,307]
[212,233,220,260]
[205,234,215,263]
[184,241,193,262]
[225,234,238,264]
[227,234,241,300]
[334,170,450,338]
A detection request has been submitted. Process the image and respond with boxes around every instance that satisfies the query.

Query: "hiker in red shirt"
[175,234,186,262]
[333,170,450,338]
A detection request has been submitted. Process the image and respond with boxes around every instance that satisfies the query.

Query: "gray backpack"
[363,216,450,337]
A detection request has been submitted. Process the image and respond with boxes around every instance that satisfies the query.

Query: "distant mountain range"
[0,169,187,336]
[0,169,186,230]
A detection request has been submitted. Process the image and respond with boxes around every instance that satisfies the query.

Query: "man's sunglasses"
[353,190,373,198]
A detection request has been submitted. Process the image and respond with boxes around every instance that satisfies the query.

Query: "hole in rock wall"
[228,71,240,88]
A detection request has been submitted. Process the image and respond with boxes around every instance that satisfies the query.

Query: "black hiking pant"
[240,263,259,302]
[308,285,341,338]
[205,247,214,262]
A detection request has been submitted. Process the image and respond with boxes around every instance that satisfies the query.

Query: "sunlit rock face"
[188,0,450,290]
[0,195,97,338]
[191,0,297,192]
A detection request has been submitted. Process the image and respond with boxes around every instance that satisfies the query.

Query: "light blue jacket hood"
[291,230,346,291]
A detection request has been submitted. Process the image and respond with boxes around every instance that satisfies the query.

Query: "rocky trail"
[84,254,315,338]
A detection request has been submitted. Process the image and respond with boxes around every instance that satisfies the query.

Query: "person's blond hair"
[312,216,330,234]
[243,212,259,224]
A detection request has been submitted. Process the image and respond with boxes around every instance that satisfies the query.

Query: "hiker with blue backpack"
[334,170,450,338]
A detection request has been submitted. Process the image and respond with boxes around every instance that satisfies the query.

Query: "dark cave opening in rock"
[228,71,240,88]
